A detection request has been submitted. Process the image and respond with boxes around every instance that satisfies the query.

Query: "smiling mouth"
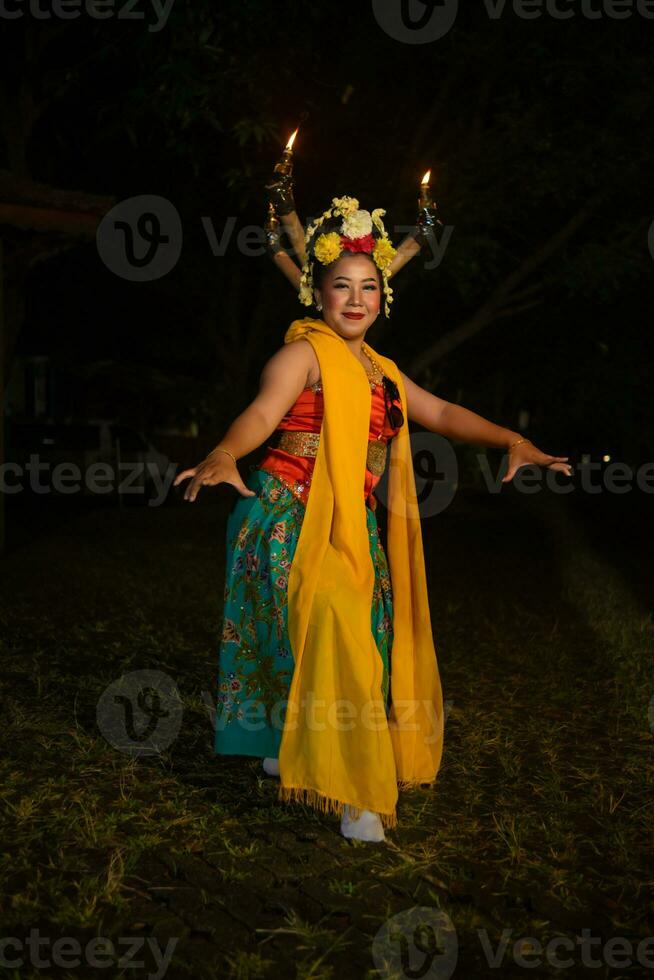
[343,312,365,319]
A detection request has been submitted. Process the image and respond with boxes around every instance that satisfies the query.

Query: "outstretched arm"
[399,370,572,481]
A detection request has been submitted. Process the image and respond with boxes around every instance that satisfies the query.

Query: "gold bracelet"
[508,437,530,453]
[210,448,237,465]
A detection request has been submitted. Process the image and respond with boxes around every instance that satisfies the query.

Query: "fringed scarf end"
[277,783,398,829]
[397,777,437,792]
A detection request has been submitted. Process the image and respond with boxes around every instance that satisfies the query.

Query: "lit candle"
[419,169,434,209]
[387,169,440,279]
[266,127,306,266]
[274,128,299,178]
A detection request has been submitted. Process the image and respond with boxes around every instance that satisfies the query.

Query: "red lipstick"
[343,312,365,320]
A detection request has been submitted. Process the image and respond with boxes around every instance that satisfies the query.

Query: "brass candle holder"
[273,130,296,180]
[266,128,307,267]
[388,169,442,278]
[265,202,301,290]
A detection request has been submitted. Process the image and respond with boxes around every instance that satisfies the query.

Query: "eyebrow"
[332,276,378,282]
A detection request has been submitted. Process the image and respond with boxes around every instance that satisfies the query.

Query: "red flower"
[340,233,375,254]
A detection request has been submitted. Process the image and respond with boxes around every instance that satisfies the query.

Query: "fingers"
[176,465,206,501]
[173,467,196,487]
[178,472,257,502]
[231,480,256,498]
[502,458,574,483]
[185,477,204,502]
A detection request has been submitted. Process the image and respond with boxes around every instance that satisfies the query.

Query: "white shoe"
[340,805,385,842]
[262,757,280,776]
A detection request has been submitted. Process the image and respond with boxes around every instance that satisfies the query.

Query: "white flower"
[341,209,373,240]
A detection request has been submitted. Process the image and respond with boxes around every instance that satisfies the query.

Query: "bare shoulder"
[288,337,320,387]
[259,338,318,389]
[251,340,321,433]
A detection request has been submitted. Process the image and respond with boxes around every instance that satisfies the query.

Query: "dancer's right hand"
[173,450,257,502]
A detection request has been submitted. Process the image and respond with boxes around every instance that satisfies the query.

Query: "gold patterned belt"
[271,430,388,477]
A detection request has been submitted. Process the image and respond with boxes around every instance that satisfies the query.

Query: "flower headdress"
[298,196,397,317]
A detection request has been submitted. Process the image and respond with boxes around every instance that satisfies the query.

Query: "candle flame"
[286,128,299,150]
[421,169,431,185]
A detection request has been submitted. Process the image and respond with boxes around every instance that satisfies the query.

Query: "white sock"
[262,757,280,776]
[340,805,385,842]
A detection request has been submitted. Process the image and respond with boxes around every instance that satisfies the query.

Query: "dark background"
[0,0,652,527]
[2,7,653,974]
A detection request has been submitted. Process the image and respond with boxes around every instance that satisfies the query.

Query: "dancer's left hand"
[501,439,573,483]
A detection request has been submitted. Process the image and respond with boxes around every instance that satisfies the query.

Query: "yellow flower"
[371,208,386,233]
[331,195,359,217]
[314,232,342,265]
[298,267,314,306]
[373,236,396,272]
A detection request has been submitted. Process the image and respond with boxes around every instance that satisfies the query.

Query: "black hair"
[307,213,387,319]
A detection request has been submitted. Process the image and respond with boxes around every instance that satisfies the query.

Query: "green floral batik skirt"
[214,468,394,760]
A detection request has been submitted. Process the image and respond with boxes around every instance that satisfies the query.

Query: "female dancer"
[174,197,572,842]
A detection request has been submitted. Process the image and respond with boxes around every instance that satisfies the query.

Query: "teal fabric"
[214,467,394,759]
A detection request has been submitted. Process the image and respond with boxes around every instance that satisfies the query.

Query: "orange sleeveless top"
[258,376,402,510]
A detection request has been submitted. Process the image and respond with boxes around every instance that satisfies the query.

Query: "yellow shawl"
[277,317,444,829]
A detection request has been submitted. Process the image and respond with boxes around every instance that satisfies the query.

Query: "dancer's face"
[314,253,381,342]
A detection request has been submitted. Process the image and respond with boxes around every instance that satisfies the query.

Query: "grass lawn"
[1,482,652,979]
